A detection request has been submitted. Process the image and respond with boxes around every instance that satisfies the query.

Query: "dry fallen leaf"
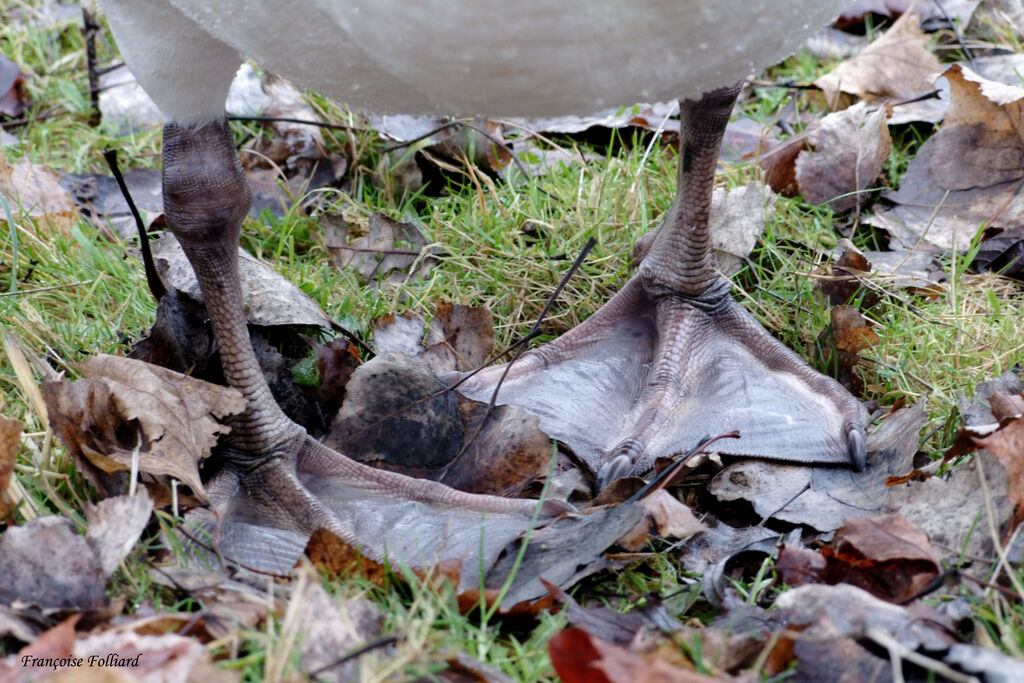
[815,11,943,108]
[870,64,1024,252]
[287,569,383,683]
[425,303,495,373]
[152,233,333,328]
[0,516,107,610]
[323,212,436,287]
[44,354,247,499]
[795,101,892,213]
[0,151,79,233]
[549,627,720,683]
[618,490,705,551]
[85,492,154,576]
[822,515,941,603]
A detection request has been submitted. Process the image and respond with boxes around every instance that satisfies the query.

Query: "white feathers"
[100,0,845,124]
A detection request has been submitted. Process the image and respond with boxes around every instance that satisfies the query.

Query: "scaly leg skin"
[457,86,867,488]
[162,121,546,584]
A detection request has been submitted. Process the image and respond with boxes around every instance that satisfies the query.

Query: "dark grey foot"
[457,86,866,486]
[161,121,547,585]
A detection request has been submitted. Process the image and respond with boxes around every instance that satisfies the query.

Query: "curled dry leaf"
[822,515,941,603]
[795,101,892,213]
[44,354,247,499]
[815,11,943,108]
[871,64,1024,252]
[618,490,706,551]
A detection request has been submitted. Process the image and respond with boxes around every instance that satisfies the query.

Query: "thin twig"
[102,149,166,302]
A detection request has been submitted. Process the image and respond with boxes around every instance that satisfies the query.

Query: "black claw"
[597,454,633,491]
[848,424,867,472]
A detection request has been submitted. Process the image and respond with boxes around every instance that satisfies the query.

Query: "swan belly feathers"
[101,0,844,124]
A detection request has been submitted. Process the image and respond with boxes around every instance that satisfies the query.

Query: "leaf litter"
[7,6,1024,681]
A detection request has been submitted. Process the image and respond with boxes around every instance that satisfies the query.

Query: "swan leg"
[458,86,866,487]
[161,122,542,579]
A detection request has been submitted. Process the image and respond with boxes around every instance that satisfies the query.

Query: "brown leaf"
[870,64,1024,252]
[18,614,78,661]
[760,135,807,196]
[627,490,706,549]
[426,303,494,373]
[0,151,78,233]
[45,354,247,500]
[305,335,361,420]
[289,570,383,683]
[832,306,879,354]
[324,212,436,286]
[974,415,1024,523]
[815,12,943,108]
[822,515,941,603]
[817,240,877,307]
[0,414,21,520]
[0,516,108,609]
[306,527,390,585]
[549,628,723,683]
[795,102,891,212]
[445,399,553,497]
[775,543,828,587]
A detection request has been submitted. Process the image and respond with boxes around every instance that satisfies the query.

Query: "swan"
[96,0,863,577]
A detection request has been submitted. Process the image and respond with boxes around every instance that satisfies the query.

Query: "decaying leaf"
[0,516,107,610]
[870,64,1024,252]
[795,101,892,213]
[0,151,78,233]
[426,302,495,373]
[815,11,943,108]
[152,233,333,328]
[60,166,163,241]
[323,211,436,287]
[828,304,879,395]
[821,515,941,603]
[44,354,247,499]
[974,226,1024,280]
[286,569,383,683]
[85,492,154,576]
[618,490,705,551]
[549,627,717,683]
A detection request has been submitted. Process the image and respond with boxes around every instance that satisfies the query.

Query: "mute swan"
[97,0,863,574]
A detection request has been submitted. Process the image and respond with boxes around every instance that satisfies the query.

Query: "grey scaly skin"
[459,86,866,487]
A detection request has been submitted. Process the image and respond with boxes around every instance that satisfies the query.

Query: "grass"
[2,1,1024,679]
